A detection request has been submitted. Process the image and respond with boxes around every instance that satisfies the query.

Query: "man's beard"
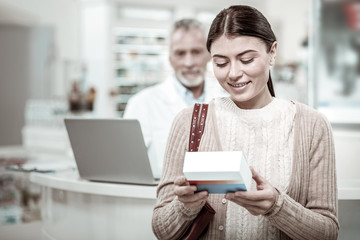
[176,69,205,88]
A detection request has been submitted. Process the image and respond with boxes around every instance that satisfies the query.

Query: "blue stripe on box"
[195,183,248,194]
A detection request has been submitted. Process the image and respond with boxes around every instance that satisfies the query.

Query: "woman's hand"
[174,176,209,209]
[225,166,279,216]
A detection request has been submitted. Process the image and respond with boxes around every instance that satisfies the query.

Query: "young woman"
[152,5,339,240]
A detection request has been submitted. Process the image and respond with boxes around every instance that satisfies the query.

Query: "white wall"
[0,0,82,145]
[80,0,112,116]
[333,128,360,181]
[0,0,82,97]
[267,0,309,64]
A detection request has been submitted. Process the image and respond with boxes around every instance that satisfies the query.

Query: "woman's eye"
[215,62,228,68]
[241,58,254,64]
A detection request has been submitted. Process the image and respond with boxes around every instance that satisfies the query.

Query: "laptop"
[64,118,159,186]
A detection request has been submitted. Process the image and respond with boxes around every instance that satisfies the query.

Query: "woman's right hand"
[174,176,209,209]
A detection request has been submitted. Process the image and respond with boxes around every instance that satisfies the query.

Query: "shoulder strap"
[184,103,214,240]
[189,103,209,152]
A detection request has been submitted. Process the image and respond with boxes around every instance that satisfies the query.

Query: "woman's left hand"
[225,166,279,216]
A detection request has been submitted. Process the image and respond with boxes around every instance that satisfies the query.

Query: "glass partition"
[310,0,360,124]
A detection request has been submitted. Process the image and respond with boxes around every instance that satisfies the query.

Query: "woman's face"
[210,35,277,109]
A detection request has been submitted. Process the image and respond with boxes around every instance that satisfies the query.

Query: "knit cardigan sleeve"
[265,103,339,240]
[152,107,202,240]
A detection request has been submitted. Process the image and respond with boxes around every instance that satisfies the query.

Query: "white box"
[183,151,252,194]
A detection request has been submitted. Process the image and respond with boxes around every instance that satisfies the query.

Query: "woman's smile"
[228,81,251,88]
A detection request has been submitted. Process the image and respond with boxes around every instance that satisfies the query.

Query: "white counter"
[30,170,157,240]
[30,170,157,199]
[30,170,360,200]
[338,179,360,200]
[30,169,360,240]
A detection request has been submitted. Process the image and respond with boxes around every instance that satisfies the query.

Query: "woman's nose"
[229,61,243,80]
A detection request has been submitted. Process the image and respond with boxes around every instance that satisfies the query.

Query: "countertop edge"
[30,171,157,200]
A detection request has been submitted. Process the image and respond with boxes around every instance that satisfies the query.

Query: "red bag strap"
[184,103,214,240]
[189,103,209,152]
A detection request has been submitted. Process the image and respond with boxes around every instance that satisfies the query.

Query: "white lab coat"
[123,76,225,178]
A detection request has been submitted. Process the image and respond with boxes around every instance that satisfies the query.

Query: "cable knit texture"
[152,97,339,240]
[215,98,295,239]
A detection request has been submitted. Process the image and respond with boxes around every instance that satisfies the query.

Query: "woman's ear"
[269,41,277,66]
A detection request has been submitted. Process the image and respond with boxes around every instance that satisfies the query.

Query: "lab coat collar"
[170,74,206,105]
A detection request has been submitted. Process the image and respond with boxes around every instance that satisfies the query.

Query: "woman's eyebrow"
[212,49,257,58]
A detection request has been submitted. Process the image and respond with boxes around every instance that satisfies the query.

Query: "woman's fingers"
[177,190,208,208]
[174,175,209,208]
[227,193,274,213]
[179,191,209,208]
[174,175,189,186]
[250,166,267,190]
[174,184,197,196]
[225,167,279,215]
[233,188,274,201]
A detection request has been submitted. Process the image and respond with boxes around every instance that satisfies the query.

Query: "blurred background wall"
[0,0,359,182]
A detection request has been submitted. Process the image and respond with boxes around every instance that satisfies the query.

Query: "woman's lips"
[228,81,251,88]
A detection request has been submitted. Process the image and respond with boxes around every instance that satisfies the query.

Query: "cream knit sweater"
[152,97,339,240]
[218,98,295,239]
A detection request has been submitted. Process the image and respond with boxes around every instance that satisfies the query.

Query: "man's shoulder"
[127,82,167,103]
[135,82,165,96]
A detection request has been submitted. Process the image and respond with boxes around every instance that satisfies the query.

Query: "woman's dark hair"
[207,5,277,97]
